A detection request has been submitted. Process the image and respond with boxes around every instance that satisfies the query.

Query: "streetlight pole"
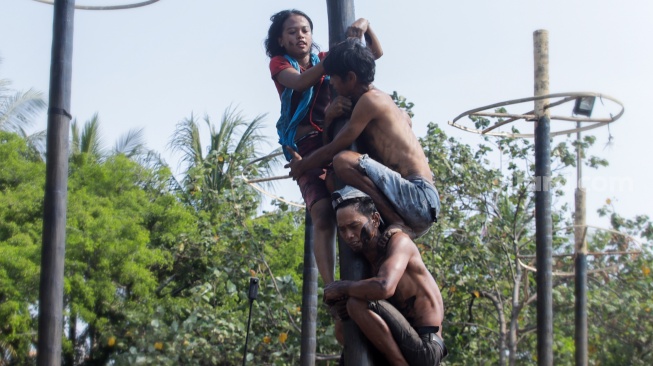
[37,0,75,365]
[533,29,553,366]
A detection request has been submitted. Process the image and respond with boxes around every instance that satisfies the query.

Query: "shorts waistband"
[416,326,440,335]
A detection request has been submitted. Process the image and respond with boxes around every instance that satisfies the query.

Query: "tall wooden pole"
[326,1,377,365]
[533,29,553,366]
[574,122,588,366]
[37,0,75,364]
[300,212,318,366]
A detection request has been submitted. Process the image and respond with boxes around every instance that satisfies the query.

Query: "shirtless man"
[325,186,447,365]
[286,38,440,239]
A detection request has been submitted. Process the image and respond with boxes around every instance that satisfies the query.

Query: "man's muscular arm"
[324,234,414,303]
[286,94,380,179]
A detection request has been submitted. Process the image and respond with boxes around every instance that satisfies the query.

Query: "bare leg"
[346,298,408,366]
[332,151,414,237]
[310,198,336,284]
[335,319,345,345]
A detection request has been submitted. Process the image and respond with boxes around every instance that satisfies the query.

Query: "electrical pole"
[37,0,75,365]
[533,29,553,366]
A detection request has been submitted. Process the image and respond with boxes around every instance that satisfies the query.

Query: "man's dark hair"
[265,9,319,58]
[334,196,377,218]
[323,38,375,84]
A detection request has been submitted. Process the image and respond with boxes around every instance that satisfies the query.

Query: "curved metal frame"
[517,224,641,277]
[32,0,160,10]
[448,92,625,138]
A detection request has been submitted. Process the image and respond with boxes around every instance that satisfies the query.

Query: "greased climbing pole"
[325,1,379,365]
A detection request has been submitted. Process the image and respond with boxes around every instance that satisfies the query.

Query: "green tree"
[418,115,652,365]
[63,154,179,364]
[0,132,45,364]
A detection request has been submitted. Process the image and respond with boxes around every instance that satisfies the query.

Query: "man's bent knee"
[345,297,369,319]
[333,151,360,172]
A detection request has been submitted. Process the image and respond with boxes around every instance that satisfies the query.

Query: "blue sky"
[2,0,652,233]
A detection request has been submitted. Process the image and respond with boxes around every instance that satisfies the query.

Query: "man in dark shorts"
[325,186,448,365]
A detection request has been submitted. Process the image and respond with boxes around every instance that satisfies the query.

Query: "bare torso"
[373,234,444,335]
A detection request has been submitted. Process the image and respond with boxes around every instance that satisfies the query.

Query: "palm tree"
[71,112,150,164]
[71,113,104,160]
[0,58,47,158]
[168,107,278,211]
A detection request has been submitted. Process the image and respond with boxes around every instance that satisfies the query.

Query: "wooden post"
[533,29,553,366]
[37,0,75,365]
[574,122,588,366]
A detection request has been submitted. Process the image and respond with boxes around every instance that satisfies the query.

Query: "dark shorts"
[295,132,330,211]
[368,300,448,365]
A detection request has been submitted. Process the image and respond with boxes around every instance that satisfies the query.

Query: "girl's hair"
[265,9,319,58]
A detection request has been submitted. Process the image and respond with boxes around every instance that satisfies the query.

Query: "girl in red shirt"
[265,9,382,287]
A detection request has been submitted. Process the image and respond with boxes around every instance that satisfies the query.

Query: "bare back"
[353,88,433,181]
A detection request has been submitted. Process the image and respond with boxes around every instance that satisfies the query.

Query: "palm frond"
[113,127,146,158]
[80,112,105,158]
[71,118,81,155]
[25,129,47,161]
[135,149,168,172]
[168,113,203,173]
[0,89,46,134]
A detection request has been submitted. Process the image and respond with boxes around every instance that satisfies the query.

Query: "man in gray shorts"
[326,186,448,365]
[287,38,440,239]
[357,154,439,237]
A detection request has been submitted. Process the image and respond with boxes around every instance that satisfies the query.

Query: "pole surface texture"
[326,1,378,365]
[574,122,588,366]
[37,0,75,365]
[300,212,318,366]
[533,29,553,366]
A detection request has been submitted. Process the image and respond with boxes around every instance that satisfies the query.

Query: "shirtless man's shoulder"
[354,88,431,180]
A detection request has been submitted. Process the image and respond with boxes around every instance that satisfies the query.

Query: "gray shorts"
[358,154,440,237]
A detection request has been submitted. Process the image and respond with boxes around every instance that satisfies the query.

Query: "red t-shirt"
[270,52,331,131]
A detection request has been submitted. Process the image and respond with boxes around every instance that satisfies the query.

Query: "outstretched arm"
[286,94,374,179]
[275,61,326,92]
[347,18,383,60]
[324,235,414,303]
